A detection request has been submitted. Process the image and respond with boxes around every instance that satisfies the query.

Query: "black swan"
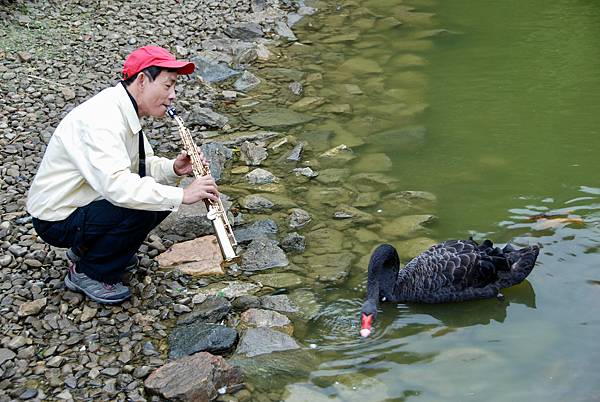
[360,239,540,337]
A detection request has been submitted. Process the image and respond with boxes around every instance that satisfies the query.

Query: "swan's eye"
[381,297,387,302]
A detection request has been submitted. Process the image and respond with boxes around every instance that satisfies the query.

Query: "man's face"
[138,70,178,118]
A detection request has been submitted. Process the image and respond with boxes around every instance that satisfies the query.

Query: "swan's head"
[360,299,378,337]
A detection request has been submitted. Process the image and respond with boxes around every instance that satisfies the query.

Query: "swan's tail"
[496,244,540,288]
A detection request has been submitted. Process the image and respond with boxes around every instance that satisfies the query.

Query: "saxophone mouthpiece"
[166,106,177,118]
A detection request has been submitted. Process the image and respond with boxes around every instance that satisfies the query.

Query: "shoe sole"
[64,274,130,304]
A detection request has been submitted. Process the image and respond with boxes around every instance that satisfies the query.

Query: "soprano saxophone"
[166,106,238,262]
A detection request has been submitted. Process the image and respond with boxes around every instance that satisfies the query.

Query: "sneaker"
[64,264,131,304]
[67,248,138,272]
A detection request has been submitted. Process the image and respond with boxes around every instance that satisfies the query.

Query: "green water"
[247,1,600,401]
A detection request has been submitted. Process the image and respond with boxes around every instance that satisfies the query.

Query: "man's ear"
[135,72,147,89]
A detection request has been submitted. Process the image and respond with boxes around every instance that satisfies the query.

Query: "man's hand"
[182,175,219,204]
[173,150,211,176]
[173,151,192,176]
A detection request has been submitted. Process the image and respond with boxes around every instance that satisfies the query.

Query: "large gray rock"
[306,253,354,284]
[233,219,278,244]
[234,70,261,92]
[201,143,234,182]
[245,168,278,184]
[144,352,243,402]
[240,141,268,166]
[178,296,232,325]
[158,202,212,237]
[236,327,300,357]
[275,21,297,41]
[189,107,229,129]
[239,308,293,335]
[241,239,288,272]
[225,22,264,40]
[169,322,238,358]
[191,56,241,83]
[288,208,311,229]
[281,232,305,254]
[239,194,274,211]
[260,295,298,313]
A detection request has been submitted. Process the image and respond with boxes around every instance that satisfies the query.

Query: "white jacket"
[27,83,183,221]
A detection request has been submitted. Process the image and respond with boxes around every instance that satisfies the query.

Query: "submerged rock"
[235,327,300,357]
[234,70,262,92]
[241,239,288,271]
[260,295,298,314]
[247,108,315,128]
[239,308,293,335]
[250,272,304,289]
[381,214,438,238]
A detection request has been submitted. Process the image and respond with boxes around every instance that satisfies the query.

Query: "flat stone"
[156,236,224,276]
[247,108,315,128]
[18,297,46,316]
[236,327,300,357]
[239,308,293,335]
[178,295,232,325]
[288,208,311,229]
[260,295,298,313]
[381,214,437,238]
[144,352,243,401]
[169,322,238,358]
[191,56,240,83]
[233,219,278,244]
[249,273,303,289]
[234,70,261,92]
[80,305,97,322]
[245,168,278,185]
[0,348,15,365]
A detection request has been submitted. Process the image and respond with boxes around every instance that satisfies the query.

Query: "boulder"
[144,352,243,402]
[236,327,300,357]
[156,236,224,276]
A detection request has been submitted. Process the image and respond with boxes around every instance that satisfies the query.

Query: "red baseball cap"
[122,46,195,79]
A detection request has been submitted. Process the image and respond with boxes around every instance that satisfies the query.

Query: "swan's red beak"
[360,313,373,337]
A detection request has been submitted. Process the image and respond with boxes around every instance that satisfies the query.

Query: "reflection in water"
[406,280,536,329]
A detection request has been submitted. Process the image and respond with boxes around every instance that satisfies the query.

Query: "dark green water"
[254,1,600,401]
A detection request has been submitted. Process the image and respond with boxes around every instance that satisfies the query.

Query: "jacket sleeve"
[142,134,182,185]
[68,118,183,212]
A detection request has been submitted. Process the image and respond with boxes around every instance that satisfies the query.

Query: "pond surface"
[244,1,600,400]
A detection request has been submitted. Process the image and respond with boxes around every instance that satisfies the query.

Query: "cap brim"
[155,60,195,75]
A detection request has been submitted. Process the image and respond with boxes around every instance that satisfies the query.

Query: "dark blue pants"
[33,200,170,284]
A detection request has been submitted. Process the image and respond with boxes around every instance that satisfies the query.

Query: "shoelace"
[102,283,122,291]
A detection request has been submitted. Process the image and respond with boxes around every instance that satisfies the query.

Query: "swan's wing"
[406,239,499,291]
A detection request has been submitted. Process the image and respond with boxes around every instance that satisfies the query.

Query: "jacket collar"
[116,82,142,135]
